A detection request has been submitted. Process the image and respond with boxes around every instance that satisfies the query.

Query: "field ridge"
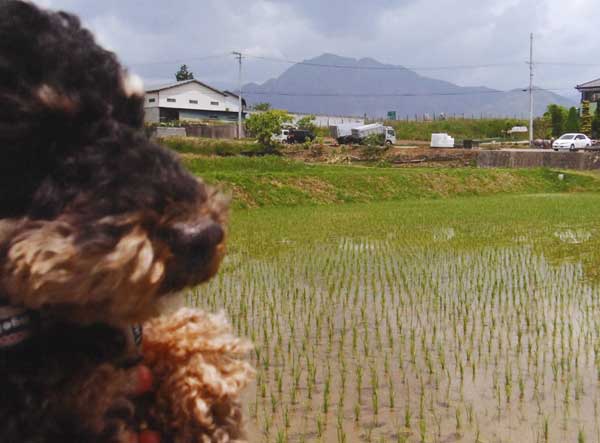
[182,156,600,209]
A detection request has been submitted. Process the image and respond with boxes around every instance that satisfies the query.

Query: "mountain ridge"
[243,54,576,118]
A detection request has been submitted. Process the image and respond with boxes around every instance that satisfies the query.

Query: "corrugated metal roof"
[576,78,600,90]
[145,79,227,96]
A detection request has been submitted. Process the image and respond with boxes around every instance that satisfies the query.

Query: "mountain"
[243,54,576,118]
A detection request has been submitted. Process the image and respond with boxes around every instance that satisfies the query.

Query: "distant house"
[144,79,246,124]
[576,78,600,114]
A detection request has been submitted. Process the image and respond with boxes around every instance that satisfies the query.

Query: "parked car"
[272,128,291,144]
[552,133,592,151]
[287,129,315,144]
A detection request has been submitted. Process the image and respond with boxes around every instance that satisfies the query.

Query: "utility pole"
[232,51,243,139]
[528,33,534,147]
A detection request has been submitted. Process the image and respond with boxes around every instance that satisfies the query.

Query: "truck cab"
[385,127,396,145]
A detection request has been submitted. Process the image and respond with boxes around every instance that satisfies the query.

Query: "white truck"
[351,124,396,145]
[331,123,396,145]
[271,124,297,144]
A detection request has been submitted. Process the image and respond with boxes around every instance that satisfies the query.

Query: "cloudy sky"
[34,0,599,99]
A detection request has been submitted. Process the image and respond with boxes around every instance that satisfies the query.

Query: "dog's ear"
[121,72,144,98]
[36,84,79,115]
[0,218,167,325]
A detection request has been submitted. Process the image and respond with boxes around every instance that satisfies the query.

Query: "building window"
[148,98,156,103]
[211,101,219,106]
[189,99,198,104]
[167,98,176,103]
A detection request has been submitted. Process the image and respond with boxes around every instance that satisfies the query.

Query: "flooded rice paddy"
[192,195,600,442]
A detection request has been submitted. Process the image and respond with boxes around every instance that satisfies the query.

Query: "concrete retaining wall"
[477,150,600,170]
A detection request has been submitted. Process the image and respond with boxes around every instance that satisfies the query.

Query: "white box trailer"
[329,124,354,142]
[430,133,455,148]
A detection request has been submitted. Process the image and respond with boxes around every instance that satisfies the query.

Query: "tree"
[296,115,317,133]
[592,105,600,139]
[565,107,580,133]
[253,103,271,111]
[543,104,568,137]
[533,117,552,139]
[581,101,593,136]
[175,64,194,81]
[245,110,292,150]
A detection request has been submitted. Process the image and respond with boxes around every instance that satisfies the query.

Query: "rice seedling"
[191,194,600,442]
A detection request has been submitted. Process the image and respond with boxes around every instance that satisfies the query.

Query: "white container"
[431,133,455,148]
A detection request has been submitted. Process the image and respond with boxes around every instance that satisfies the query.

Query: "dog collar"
[130,324,143,348]
[0,297,143,355]
[0,298,37,350]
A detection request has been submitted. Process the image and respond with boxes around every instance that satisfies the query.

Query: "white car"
[271,129,290,144]
[553,133,592,151]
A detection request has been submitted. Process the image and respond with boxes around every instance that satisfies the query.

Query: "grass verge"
[182,155,600,209]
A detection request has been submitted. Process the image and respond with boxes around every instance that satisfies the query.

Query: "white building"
[246,111,365,128]
[288,112,365,128]
[144,79,246,124]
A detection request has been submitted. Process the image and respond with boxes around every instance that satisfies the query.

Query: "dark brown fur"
[0,2,232,442]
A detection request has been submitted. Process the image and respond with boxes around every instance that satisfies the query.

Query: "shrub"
[581,101,593,136]
[245,110,293,149]
[297,115,317,133]
[361,133,385,146]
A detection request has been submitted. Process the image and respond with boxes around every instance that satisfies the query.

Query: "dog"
[0,2,252,442]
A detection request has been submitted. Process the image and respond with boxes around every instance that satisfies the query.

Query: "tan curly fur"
[1,216,168,325]
[143,308,254,443]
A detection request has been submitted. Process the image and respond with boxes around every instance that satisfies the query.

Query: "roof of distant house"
[145,79,227,96]
[576,78,600,90]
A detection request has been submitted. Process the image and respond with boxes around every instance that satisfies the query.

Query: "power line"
[127,54,228,67]
[242,87,573,98]
[536,62,600,67]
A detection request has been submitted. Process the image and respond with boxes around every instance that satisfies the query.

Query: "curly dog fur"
[0,2,252,442]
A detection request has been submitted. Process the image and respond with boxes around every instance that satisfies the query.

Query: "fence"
[184,124,243,139]
[150,124,244,139]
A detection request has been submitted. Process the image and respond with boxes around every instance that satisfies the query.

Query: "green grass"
[387,118,528,141]
[183,156,600,209]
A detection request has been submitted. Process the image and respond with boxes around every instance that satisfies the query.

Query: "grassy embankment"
[387,118,528,141]
[182,155,600,209]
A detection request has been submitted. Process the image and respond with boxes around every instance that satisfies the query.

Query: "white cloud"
[28,0,600,94]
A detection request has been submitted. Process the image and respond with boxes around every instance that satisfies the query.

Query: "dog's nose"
[169,220,224,264]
